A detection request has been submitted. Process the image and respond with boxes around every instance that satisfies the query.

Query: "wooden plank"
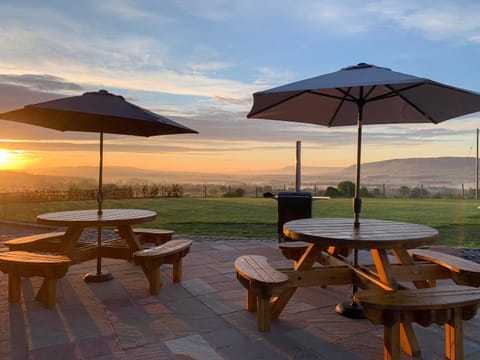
[385,321,401,360]
[235,255,288,285]
[134,239,192,259]
[0,251,71,266]
[283,218,438,250]
[371,249,397,289]
[133,228,174,245]
[446,307,463,360]
[354,285,480,311]
[282,267,353,287]
[5,231,65,251]
[277,241,310,261]
[391,248,431,289]
[409,248,480,287]
[271,244,324,319]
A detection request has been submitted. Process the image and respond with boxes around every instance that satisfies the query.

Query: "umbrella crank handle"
[97,191,103,215]
[353,197,362,227]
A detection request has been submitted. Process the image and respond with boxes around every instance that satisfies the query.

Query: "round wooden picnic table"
[37,209,157,227]
[37,209,157,281]
[283,217,439,250]
[282,217,439,356]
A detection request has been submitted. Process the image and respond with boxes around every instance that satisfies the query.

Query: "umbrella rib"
[248,90,310,117]
[326,87,353,127]
[383,84,437,122]
[308,89,357,102]
[363,85,377,100]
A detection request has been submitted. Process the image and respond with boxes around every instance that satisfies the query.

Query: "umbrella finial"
[341,63,373,71]
[83,89,125,100]
[340,63,392,72]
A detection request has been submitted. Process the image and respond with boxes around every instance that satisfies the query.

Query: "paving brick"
[1,228,480,359]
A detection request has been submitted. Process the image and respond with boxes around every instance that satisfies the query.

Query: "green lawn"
[1,197,480,247]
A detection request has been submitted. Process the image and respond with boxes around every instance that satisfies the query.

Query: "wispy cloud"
[95,0,174,22]
[368,0,480,42]
[0,74,83,93]
[296,0,480,42]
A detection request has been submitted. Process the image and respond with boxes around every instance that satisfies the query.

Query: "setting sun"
[0,149,24,169]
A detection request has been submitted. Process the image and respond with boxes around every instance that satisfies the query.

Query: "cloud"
[186,61,231,74]
[0,83,68,113]
[95,0,174,22]
[295,0,480,42]
[368,0,480,42]
[0,74,83,93]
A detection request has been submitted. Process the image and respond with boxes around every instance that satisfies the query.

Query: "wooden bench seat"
[278,241,310,262]
[408,248,480,287]
[132,228,174,245]
[134,239,192,294]
[235,255,289,331]
[354,285,480,360]
[0,251,71,308]
[4,231,66,252]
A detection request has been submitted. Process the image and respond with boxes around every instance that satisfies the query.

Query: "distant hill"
[1,156,476,192]
[0,170,97,192]
[335,157,476,186]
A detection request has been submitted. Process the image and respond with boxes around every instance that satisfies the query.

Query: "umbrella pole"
[353,101,363,228]
[98,131,103,216]
[84,132,113,282]
[335,101,365,319]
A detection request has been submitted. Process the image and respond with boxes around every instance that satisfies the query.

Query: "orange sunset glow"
[0,1,480,181]
[0,149,25,169]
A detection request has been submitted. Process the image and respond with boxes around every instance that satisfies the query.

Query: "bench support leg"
[445,308,463,360]
[8,274,21,303]
[36,278,58,309]
[246,290,257,312]
[400,322,421,358]
[141,261,162,295]
[384,321,401,360]
[172,257,182,283]
[257,296,271,331]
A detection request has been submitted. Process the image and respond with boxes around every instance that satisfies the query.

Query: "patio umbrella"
[247,62,480,316]
[248,63,480,227]
[0,89,198,281]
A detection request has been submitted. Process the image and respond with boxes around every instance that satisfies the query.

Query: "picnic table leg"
[445,306,463,359]
[271,244,323,319]
[116,225,143,252]
[385,319,401,360]
[58,225,84,255]
[36,278,58,309]
[8,274,21,302]
[391,249,431,289]
[370,248,422,358]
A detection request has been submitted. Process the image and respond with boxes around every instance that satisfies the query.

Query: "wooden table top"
[283,217,438,249]
[37,209,157,227]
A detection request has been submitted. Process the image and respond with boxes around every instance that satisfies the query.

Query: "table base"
[83,271,114,283]
[335,301,366,319]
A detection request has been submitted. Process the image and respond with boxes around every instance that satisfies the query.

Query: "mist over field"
[0,157,476,192]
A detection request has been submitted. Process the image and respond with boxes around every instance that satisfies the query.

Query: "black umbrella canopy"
[0,89,198,136]
[248,63,480,126]
[248,63,480,227]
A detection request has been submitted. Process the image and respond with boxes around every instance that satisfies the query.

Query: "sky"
[1,0,480,176]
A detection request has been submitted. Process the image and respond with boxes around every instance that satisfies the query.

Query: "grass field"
[1,197,480,247]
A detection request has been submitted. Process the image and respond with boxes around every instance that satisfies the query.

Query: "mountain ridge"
[0,156,476,191]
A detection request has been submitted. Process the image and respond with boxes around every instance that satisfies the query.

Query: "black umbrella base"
[335,301,366,319]
[83,271,113,282]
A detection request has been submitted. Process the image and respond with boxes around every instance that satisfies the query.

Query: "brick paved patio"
[1,224,480,359]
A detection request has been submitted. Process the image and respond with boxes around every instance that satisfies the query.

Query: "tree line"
[0,183,184,203]
[0,180,473,203]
